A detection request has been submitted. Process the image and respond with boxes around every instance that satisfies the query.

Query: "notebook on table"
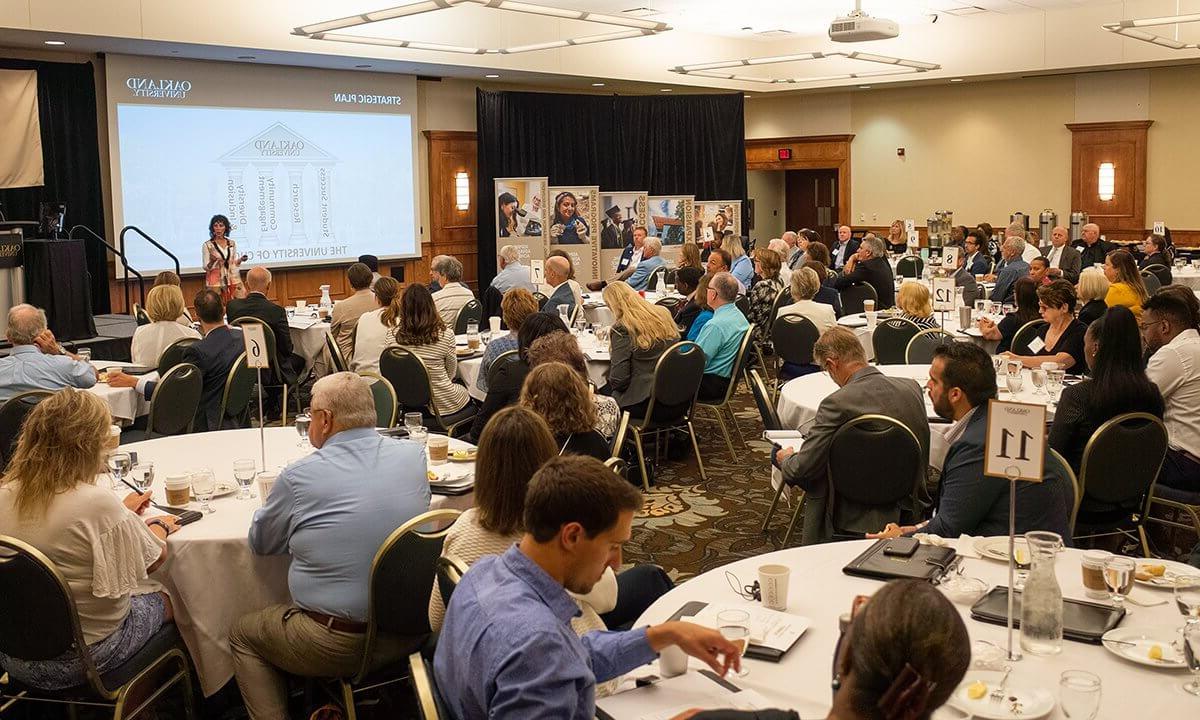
[842,539,959,583]
[666,600,810,662]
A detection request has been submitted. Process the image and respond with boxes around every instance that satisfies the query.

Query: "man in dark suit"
[111,289,245,431]
[964,230,992,277]
[832,235,896,308]
[1074,222,1115,271]
[1040,225,1083,283]
[869,343,1074,539]
[227,266,305,384]
[951,250,981,306]
[828,225,861,271]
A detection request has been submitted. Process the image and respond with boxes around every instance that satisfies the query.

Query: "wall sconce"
[454,171,470,211]
[1098,162,1115,201]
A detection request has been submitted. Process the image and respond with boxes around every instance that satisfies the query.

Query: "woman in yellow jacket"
[1102,249,1149,318]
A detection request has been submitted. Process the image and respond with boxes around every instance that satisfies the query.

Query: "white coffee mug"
[758,564,791,611]
[489,316,502,334]
[257,471,278,505]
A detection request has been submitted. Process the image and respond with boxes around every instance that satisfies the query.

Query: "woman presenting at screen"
[203,214,247,303]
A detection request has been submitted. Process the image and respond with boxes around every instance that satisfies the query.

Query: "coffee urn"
[1038,210,1057,243]
[1069,211,1089,243]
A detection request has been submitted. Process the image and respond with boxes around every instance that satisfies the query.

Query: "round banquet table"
[1171,265,1200,290]
[836,311,998,361]
[285,315,332,376]
[456,330,610,402]
[631,539,1195,720]
[90,360,153,425]
[581,290,684,327]
[121,427,476,696]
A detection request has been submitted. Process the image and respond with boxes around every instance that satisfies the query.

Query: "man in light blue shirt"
[626,236,666,291]
[695,272,750,401]
[989,236,1030,303]
[435,456,738,720]
[0,304,96,403]
[491,244,535,294]
[230,372,430,719]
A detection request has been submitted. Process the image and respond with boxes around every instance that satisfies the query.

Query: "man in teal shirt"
[695,271,750,401]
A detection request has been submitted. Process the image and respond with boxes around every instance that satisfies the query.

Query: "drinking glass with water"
[233,458,257,500]
[295,412,312,447]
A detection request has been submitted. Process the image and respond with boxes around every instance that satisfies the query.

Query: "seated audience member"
[1041,225,1082,283]
[1103,248,1149,317]
[1003,280,1087,371]
[492,244,536,294]
[521,362,611,460]
[804,260,843,316]
[775,327,930,543]
[231,373,430,719]
[726,235,754,290]
[466,312,567,443]
[428,408,671,645]
[1156,283,1200,328]
[0,389,177,690]
[1075,268,1110,327]
[1076,222,1116,270]
[626,237,666,292]
[152,270,193,324]
[964,230,992,276]
[226,266,305,382]
[685,273,716,341]
[348,276,399,374]
[977,277,1042,354]
[896,281,938,330]
[706,246,732,277]
[434,455,739,720]
[884,219,906,253]
[695,272,751,402]
[1028,256,1052,285]
[393,284,473,418]
[678,241,703,273]
[870,343,1074,540]
[547,248,586,309]
[603,281,680,416]
[430,254,475,327]
[833,235,896,309]
[781,230,803,270]
[776,267,837,379]
[1140,292,1200,493]
[477,287,539,394]
[331,262,377,359]
[1050,307,1163,474]
[1139,233,1173,283]
[588,227,649,292]
[804,240,832,273]
[112,290,243,431]
[829,225,860,271]
[130,284,201,367]
[950,247,981,305]
[671,266,705,334]
[544,255,577,321]
[746,248,785,344]
[988,237,1030,304]
[357,253,382,287]
[767,239,794,285]
[0,304,96,403]
[526,331,620,437]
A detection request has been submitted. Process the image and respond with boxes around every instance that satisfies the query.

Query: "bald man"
[1074,223,1116,272]
[543,255,576,320]
[226,266,305,396]
[1039,225,1082,283]
[829,225,860,271]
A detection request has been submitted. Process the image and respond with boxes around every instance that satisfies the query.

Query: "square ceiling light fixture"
[293,0,671,55]
[669,51,939,85]
[1103,13,1200,50]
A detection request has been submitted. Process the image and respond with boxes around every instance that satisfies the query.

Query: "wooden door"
[425,131,478,290]
[785,169,839,237]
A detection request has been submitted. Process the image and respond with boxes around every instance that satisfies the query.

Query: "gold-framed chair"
[904,328,959,364]
[357,371,398,428]
[1010,319,1049,357]
[695,327,756,458]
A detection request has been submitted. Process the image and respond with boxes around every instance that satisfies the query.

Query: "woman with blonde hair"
[1103,248,1149,317]
[520,362,610,461]
[602,281,680,414]
[896,281,939,329]
[885,219,907,253]
[678,241,703,272]
[725,234,754,289]
[0,389,178,690]
[130,284,201,367]
[747,248,785,343]
[1076,268,1110,327]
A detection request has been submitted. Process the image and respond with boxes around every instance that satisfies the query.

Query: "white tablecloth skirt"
[456,332,610,402]
[90,361,153,424]
[1172,267,1200,289]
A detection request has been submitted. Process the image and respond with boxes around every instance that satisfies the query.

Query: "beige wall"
[1147,66,1200,228]
[746,170,785,242]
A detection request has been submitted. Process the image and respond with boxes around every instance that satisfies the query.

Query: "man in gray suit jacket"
[775,327,931,544]
[543,255,576,321]
[951,251,981,306]
[1040,225,1083,284]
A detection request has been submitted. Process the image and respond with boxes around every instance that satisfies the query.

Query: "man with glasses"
[1140,292,1200,492]
[963,230,991,277]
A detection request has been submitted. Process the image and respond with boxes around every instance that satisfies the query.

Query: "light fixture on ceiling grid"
[293,0,671,55]
[669,51,940,85]
[1103,12,1200,50]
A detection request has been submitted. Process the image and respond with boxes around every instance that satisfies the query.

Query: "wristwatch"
[147,519,172,536]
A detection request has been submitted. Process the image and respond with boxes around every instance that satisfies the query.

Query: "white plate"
[947,670,1055,720]
[837,314,869,328]
[1101,627,1188,668]
[1132,557,1200,588]
[973,536,1031,565]
[191,481,237,500]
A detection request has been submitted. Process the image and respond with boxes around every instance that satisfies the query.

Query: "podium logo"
[126,77,191,99]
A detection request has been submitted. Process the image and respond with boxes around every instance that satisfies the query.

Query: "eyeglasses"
[1137,319,1165,332]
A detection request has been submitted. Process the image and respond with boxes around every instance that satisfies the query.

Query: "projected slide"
[115,104,415,273]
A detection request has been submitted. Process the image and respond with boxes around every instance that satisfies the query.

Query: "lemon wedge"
[1149,644,1164,661]
[966,680,988,700]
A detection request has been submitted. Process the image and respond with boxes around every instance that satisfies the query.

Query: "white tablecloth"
[580,291,683,327]
[90,361,153,424]
[1172,266,1200,289]
[456,331,610,402]
[286,316,332,376]
[629,539,1192,720]
[837,312,998,360]
[123,427,476,695]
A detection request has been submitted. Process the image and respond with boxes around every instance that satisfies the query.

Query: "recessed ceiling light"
[858,85,871,89]
[485,74,500,78]
[355,64,372,68]
[43,40,65,46]
[660,88,673,92]
[237,55,256,60]
[950,77,964,82]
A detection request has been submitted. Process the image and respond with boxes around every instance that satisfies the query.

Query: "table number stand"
[241,324,271,471]
[1005,464,1022,662]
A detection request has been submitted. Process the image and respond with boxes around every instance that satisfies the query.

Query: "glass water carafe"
[318,284,333,313]
[1020,530,1064,656]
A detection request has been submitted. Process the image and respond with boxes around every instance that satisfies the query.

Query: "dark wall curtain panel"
[0,59,109,314]
[476,89,746,285]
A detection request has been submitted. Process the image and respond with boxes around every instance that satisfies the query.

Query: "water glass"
[108,451,131,491]
[1059,670,1101,719]
[1184,624,1200,696]
[992,355,1007,378]
[558,305,570,327]
[133,460,154,494]
[295,412,312,447]
[1005,371,1024,395]
[1102,556,1135,611]
[1177,576,1200,629]
[409,426,428,451]
[191,469,217,514]
[1030,368,1047,395]
[664,282,675,295]
[77,347,92,363]
[404,412,423,433]
[716,609,751,677]
[233,458,257,500]
[1047,369,1066,402]
[466,322,479,336]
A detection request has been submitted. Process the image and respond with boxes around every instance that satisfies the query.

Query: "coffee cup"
[489,316,503,334]
[863,299,875,313]
[428,435,450,464]
[164,473,192,506]
[758,564,791,611]
[659,644,688,677]
[256,470,278,506]
[107,424,121,450]
[1080,549,1112,600]
[296,299,307,309]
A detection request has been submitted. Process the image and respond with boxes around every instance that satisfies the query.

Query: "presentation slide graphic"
[116,104,416,272]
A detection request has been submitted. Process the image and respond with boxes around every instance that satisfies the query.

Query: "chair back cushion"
[839,284,878,315]
[157,337,200,376]
[829,416,921,506]
[1010,320,1049,357]
[454,300,483,335]
[150,363,203,436]
[772,315,819,366]
[748,369,781,431]
[905,329,957,364]
[382,347,434,412]
[896,256,924,278]
[1080,413,1168,507]
[649,341,705,409]
[0,538,78,661]
[0,391,52,466]
[369,510,460,638]
[871,318,920,365]
[221,354,257,421]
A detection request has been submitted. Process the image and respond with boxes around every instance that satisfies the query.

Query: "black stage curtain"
[0,59,109,314]
[476,89,746,286]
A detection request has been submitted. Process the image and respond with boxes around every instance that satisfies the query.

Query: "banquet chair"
[332,508,460,720]
[1141,263,1171,286]
[142,362,202,441]
[771,314,820,386]
[618,341,707,490]
[1048,448,1083,535]
[1009,320,1049,356]
[895,255,924,279]
[1139,269,1162,295]
[357,371,398,428]
[749,369,803,537]
[769,288,792,325]
[839,283,878,315]
[610,410,630,458]
[1148,484,1200,546]
[0,390,52,467]
[904,328,958,364]
[871,317,921,365]
[132,303,151,327]
[1072,413,1167,556]
[734,294,751,318]
[230,316,302,426]
[407,652,449,720]
[217,352,257,430]
[695,327,756,458]
[533,291,549,310]
[324,332,349,374]
[485,350,527,392]
[0,535,196,720]
[479,285,504,326]
[380,347,477,437]
[435,554,467,611]
[655,296,682,315]
[156,336,200,376]
[453,300,483,335]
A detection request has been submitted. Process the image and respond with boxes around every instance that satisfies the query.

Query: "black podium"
[23,239,96,341]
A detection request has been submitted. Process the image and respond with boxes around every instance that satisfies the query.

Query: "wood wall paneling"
[1067,121,1152,245]
[745,135,854,227]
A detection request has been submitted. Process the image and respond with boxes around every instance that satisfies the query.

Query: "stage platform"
[0,313,135,361]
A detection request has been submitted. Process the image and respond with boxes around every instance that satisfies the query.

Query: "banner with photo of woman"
[695,201,742,245]
[548,186,601,284]
[495,177,549,276]
[598,191,647,279]
[647,195,694,262]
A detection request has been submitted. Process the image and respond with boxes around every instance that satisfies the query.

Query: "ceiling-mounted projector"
[828,2,899,42]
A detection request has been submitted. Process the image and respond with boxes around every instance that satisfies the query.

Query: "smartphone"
[883,537,920,558]
[769,442,784,469]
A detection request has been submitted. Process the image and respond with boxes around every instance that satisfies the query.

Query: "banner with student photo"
[598,191,647,279]
[695,201,741,247]
[647,195,694,263]
[548,186,600,284]
[495,177,548,277]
